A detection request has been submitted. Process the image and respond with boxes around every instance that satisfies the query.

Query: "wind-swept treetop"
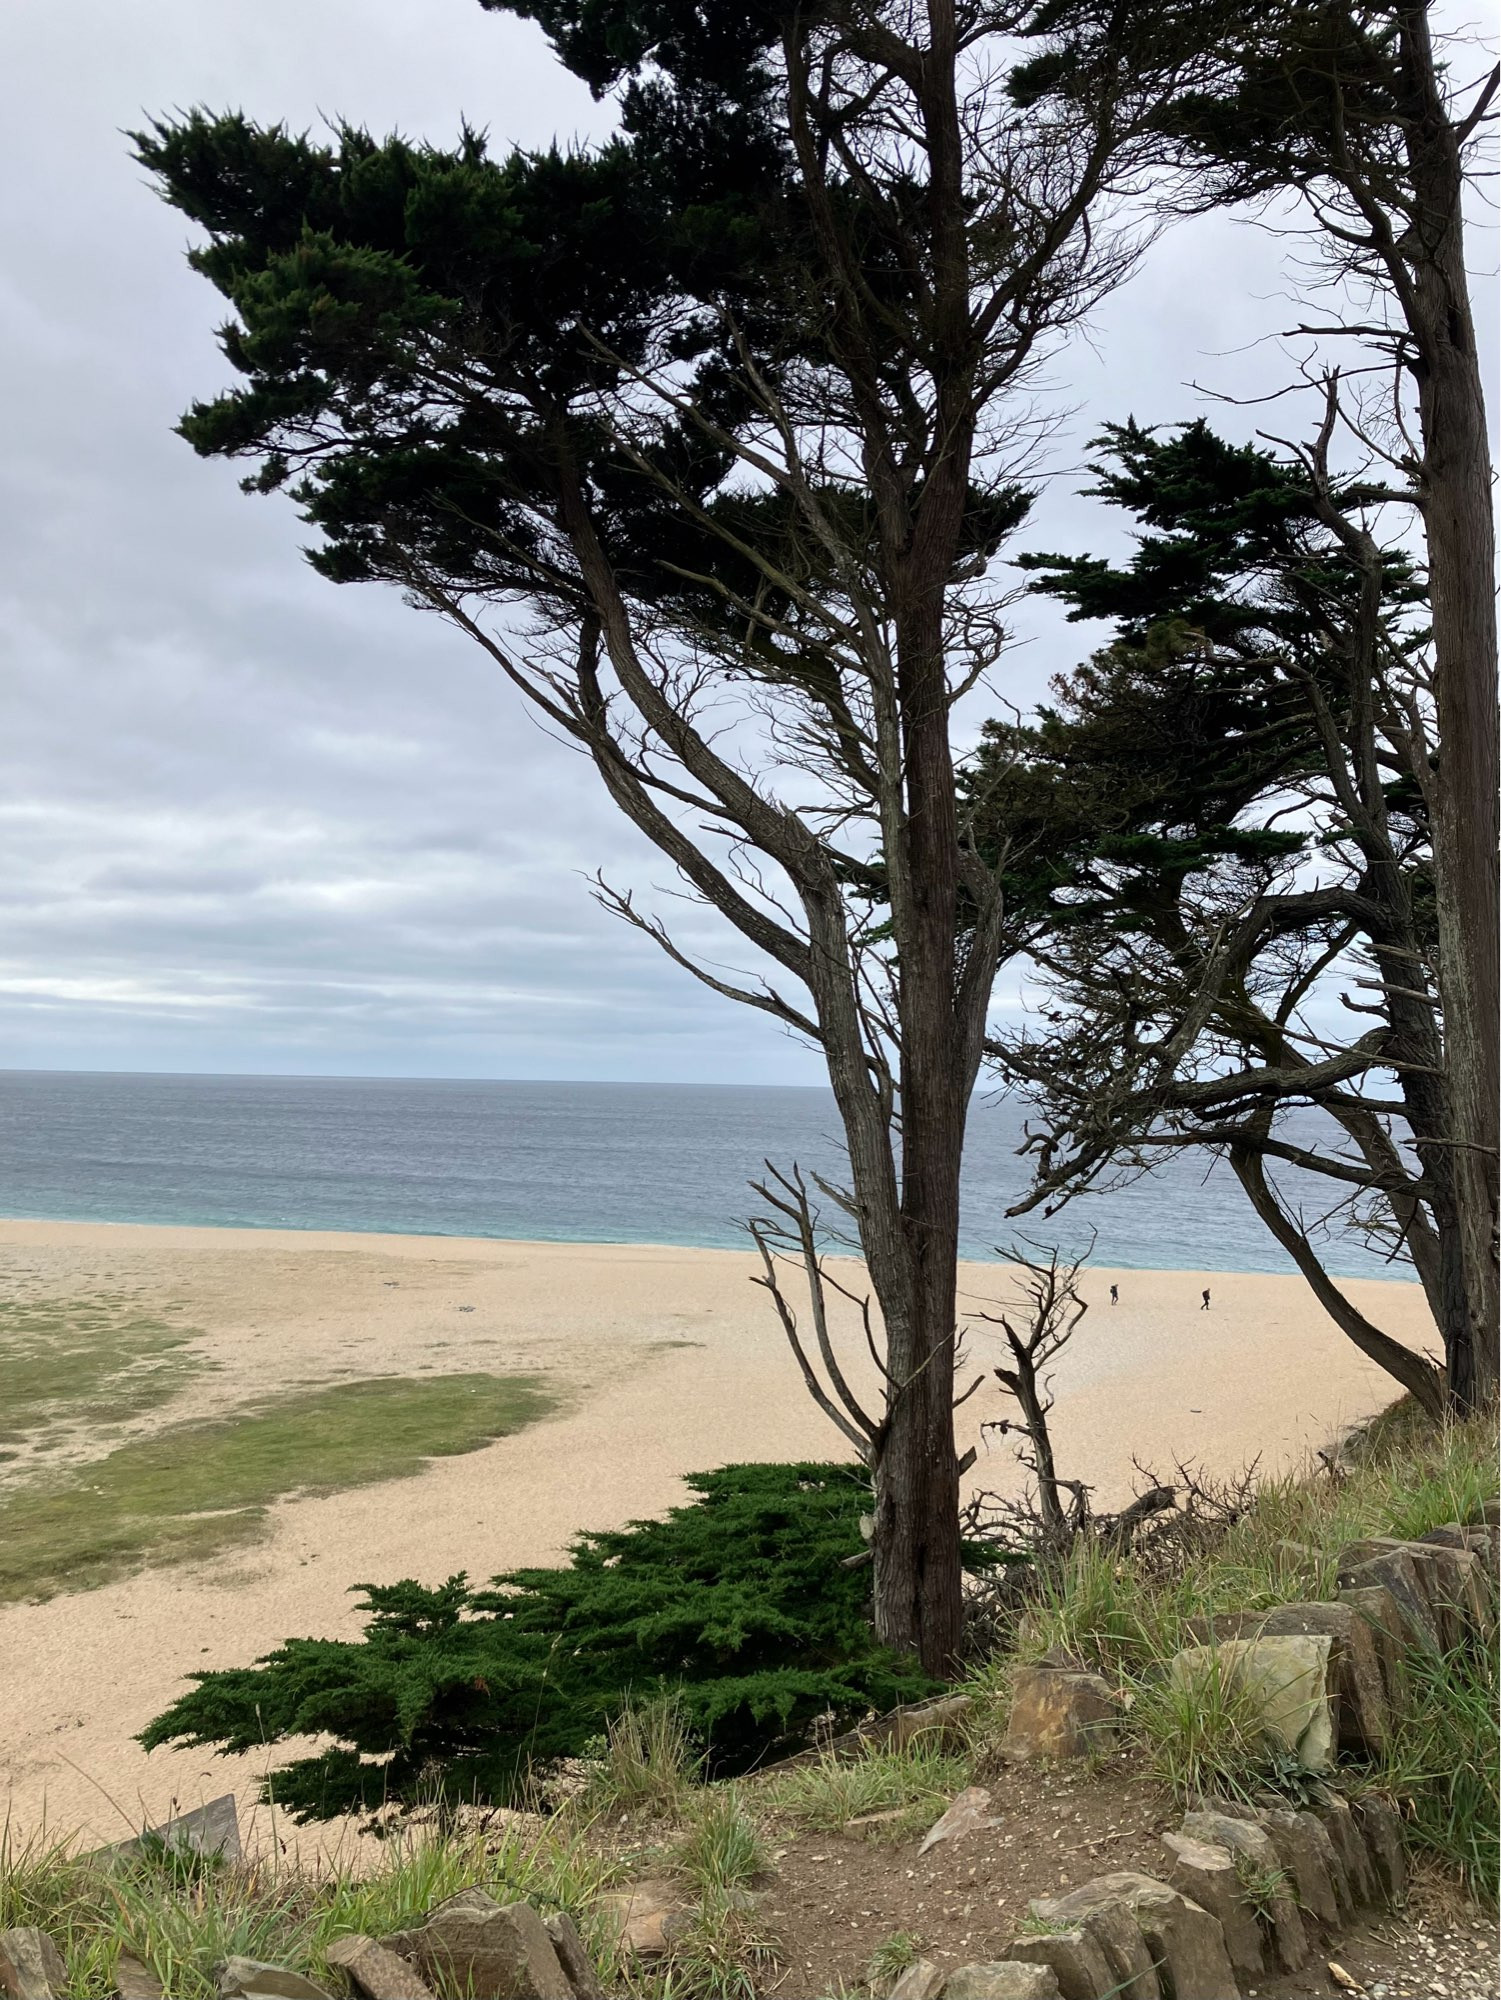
[136,0,1174,1672]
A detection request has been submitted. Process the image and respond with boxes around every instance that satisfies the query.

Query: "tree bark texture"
[1399,5,1500,1405]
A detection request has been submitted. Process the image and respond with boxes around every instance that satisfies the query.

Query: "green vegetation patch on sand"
[0,1291,204,1453]
[0,1372,554,1604]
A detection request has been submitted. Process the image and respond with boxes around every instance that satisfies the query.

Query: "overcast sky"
[2,2,1493,1083]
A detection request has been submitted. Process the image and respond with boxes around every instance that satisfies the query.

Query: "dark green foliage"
[966,418,1424,923]
[130,5,1031,689]
[140,1462,944,1820]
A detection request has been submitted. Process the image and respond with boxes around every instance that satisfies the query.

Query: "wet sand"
[0,1218,1436,1856]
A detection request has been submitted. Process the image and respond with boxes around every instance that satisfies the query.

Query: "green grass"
[582,1698,703,1816]
[0,1373,555,1603]
[673,1791,767,1894]
[1005,1399,1498,1873]
[1378,1626,1500,1902]
[0,1817,619,2000]
[761,1740,969,1841]
[0,1290,204,1450]
[1014,1405,1497,1686]
[865,1930,923,1989]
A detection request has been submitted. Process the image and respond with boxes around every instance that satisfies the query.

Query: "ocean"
[0,1069,1410,1279]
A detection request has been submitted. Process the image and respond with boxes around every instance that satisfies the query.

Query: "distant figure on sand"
[1109,1283,1119,1305]
[1201,1288,1211,1311]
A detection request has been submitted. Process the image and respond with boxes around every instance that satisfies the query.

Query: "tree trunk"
[1400,6,1500,1408]
[1230,1142,1448,1419]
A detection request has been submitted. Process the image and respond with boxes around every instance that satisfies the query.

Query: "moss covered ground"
[0,1372,555,1603]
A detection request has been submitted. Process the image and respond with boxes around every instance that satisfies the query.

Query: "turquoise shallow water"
[0,1069,1412,1279]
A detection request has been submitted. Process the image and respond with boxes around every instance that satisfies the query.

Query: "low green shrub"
[142,1462,942,1819]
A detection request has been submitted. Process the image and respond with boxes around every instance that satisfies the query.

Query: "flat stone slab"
[889,1961,947,2000]
[386,1890,571,1999]
[920,1785,1000,1855]
[543,1913,607,1999]
[216,1962,329,1999]
[1160,1832,1264,1981]
[1029,1878,1169,2000]
[1003,1925,1119,2000]
[114,1950,166,2000]
[96,1793,243,1868]
[1185,1601,1388,1755]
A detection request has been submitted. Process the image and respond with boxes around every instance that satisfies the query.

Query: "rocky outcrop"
[1177,1810,1308,1974]
[1158,1833,1266,1982]
[594,1877,684,1957]
[114,1950,166,2000]
[941,1965,1062,1999]
[1002,1923,1132,2000]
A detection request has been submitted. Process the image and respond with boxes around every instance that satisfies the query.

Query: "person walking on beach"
[1200,1287,1211,1311]
[1109,1283,1119,1305]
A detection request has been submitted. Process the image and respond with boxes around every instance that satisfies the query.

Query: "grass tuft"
[673,1789,767,1894]
[865,1929,923,1990]
[582,1697,702,1816]
[762,1740,967,1843]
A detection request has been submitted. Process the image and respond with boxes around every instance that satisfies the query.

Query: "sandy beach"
[0,1217,1437,1857]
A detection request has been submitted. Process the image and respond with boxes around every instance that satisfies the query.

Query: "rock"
[889,1961,946,2000]
[1179,1811,1308,1974]
[96,1793,243,1869]
[394,1891,572,1998]
[1316,1796,1379,1909]
[892,1694,976,1751]
[1419,1542,1491,1636]
[0,1929,67,2000]
[1337,1544,1446,1650]
[1029,1882,1169,2000]
[1337,1585,1410,1703]
[1080,1874,1238,1999]
[1417,1523,1475,1552]
[919,1785,999,1855]
[1169,1634,1338,1770]
[1002,1926,1119,2000]
[595,1879,683,1959]
[1267,1539,1326,1588]
[543,1913,607,1999]
[1158,1833,1264,1981]
[216,1962,330,1999]
[1183,1602,1388,1755]
[1466,1497,1500,1532]
[325,1935,433,1998]
[1350,1794,1408,1904]
[114,1951,166,2000]
[1253,1807,1345,1927]
[941,1965,1062,2000]
[1002,1667,1121,1761]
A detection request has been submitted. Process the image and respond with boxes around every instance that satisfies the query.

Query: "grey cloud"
[4,2,1489,1081]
